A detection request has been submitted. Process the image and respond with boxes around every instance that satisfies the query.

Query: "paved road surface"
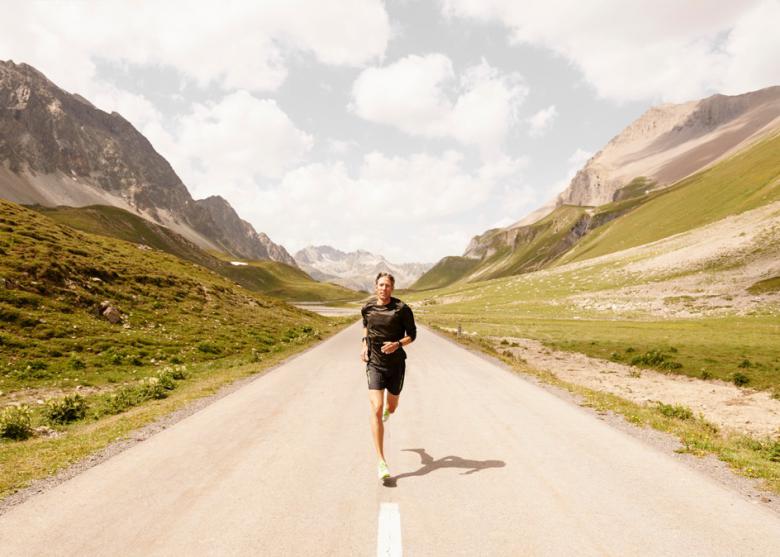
[2,323,779,555]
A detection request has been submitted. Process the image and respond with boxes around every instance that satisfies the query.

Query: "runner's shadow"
[390,448,505,484]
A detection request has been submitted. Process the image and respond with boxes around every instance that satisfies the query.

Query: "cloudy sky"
[2,0,779,263]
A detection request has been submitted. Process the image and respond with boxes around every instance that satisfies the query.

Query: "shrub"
[769,441,780,463]
[700,369,712,380]
[69,358,86,370]
[13,361,51,379]
[631,350,682,370]
[732,372,750,387]
[45,394,88,424]
[0,405,33,440]
[656,402,693,421]
[0,305,21,322]
[738,359,752,369]
[138,377,167,400]
[155,370,176,391]
[500,339,509,346]
[105,387,140,414]
[197,342,221,354]
[167,365,187,380]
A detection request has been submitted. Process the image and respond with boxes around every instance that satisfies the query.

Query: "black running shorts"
[366,361,405,395]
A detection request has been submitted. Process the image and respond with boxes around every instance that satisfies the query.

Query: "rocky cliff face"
[0,60,295,265]
[558,86,780,207]
[195,196,296,266]
[294,245,431,292]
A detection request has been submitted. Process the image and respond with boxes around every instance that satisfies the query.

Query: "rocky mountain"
[558,86,780,207]
[196,195,296,266]
[294,245,431,292]
[0,59,295,266]
[412,85,780,290]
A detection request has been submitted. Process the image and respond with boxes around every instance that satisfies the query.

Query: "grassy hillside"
[36,204,361,302]
[563,133,780,263]
[467,205,589,281]
[0,198,346,392]
[410,256,480,290]
[417,134,780,291]
[413,199,645,290]
[0,198,348,421]
[222,259,360,301]
[0,199,355,496]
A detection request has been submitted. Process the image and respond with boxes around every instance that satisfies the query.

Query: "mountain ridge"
[0,59,295,266]
[294,245,431,292]
[412,86,780,290]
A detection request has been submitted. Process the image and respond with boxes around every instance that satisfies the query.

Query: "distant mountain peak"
[293,245,431,291]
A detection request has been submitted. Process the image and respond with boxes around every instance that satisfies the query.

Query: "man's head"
[375,272,395,301]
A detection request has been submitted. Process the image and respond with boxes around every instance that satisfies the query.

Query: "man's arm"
[361,326,369,362]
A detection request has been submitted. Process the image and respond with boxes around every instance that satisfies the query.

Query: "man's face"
[376,277,393,299]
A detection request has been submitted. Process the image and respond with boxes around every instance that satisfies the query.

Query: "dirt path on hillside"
[499,336,780,438]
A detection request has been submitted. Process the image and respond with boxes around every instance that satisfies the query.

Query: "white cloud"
[0,0,390,98]
[232,150,527,262]
[146,91,313,199]
[527,105,558,137]
[351,54,456,136]
[720,1,780,95]
[351,54,528,158]
[441,0,779,102]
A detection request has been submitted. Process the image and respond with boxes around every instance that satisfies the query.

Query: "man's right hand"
[360,346,368,362]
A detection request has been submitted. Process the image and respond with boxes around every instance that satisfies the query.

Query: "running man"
[361,272,417,481]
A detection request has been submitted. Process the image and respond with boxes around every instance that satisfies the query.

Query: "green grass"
[564,133,780,263]
[468,205,590,281]
[410,256,480,290]
[612,176,657,202]
[217,259,360,302]
[36,204,362,303]
[419,311,780,391]
[0,198,348,394]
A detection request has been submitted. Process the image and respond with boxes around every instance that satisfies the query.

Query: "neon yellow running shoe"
[382,407,391,423]
[378,460,391,480]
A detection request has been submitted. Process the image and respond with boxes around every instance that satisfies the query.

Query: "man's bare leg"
[386,393,400,417]
[369,389,385,462]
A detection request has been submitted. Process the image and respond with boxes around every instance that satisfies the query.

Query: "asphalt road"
[1,322,779,556]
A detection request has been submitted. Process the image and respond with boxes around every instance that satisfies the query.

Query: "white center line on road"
[377,502,402,557]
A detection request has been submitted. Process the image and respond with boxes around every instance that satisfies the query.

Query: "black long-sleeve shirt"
[361,297,417,368]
